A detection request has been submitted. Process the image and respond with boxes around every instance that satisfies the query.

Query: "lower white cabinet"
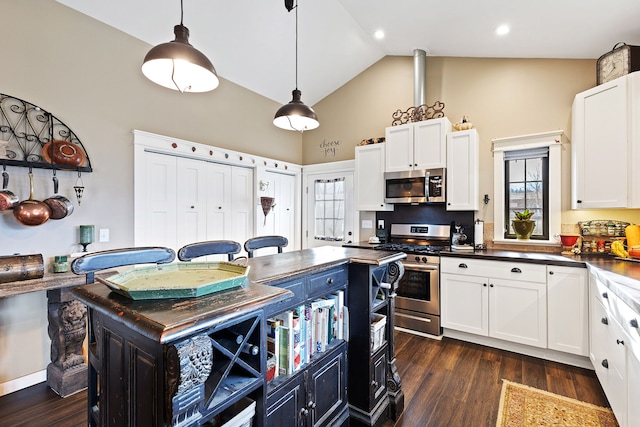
[441,257,547,348]
[589,271,640,427]
[547,266,589,356]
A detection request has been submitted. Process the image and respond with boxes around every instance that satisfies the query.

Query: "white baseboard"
[443,329,593,370]
[0,370,46,397]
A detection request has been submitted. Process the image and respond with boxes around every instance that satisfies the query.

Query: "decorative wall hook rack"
[0,93,92,172]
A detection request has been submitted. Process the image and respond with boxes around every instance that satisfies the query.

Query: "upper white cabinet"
[446,129,479,211]
[572,72,640,208]
[355,144,393,211]
[385,117,451,172]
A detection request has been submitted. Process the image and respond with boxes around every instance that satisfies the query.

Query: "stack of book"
[266,290,348,381]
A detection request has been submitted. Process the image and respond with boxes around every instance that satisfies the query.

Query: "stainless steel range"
[375,223,450,336]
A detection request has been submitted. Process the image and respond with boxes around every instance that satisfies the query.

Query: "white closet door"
[230,166,254,252]
[206,163,232,242]
[276,172,295,252]
[176,157,208,249]
[141,152,177,248]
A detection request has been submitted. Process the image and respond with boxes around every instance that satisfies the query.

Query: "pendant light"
[273,0,319,132]
[141,0,219,93]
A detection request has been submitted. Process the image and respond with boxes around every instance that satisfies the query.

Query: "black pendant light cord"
[180,0,184,26]
[294,1,298,90]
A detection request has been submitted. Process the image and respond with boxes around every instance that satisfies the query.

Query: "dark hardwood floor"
[0,331,610,427]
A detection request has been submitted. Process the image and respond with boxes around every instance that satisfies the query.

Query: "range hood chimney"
[413,49,427,107]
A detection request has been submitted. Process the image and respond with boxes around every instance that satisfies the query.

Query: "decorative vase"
[512,220,535,240]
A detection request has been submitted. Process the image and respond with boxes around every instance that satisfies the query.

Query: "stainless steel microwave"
[384,168,446,204]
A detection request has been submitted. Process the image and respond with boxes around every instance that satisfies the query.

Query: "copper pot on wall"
[13,172,51,226]
[44,173,74,219]
[0,166,19,211]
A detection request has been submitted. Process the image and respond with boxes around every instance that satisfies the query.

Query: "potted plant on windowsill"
[512,209,535,240]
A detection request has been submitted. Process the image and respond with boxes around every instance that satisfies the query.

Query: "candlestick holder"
[79,225,94,252]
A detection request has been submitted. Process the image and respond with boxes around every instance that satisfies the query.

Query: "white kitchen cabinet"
[547,266,588,356]
[441,257,547,348]
[446,129,479,211]
[588,270,640,427]
[440,272,488,336]
[572,72,640,208]
[355,144,393,211]
[384,118,451,172]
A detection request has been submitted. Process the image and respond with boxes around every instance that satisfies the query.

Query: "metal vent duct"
[413,49,427,107]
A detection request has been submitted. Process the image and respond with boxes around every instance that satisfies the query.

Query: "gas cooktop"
[374,243,449,255]
[374,223,451,255]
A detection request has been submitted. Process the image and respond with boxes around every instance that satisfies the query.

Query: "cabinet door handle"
[371,380,379,389]
[602,359,609,369]
[577,200,582,204]
[483,283,487,287]
[511,267,521,273]
[601,317,608,325]
[380,282,392,290]
[602,292,608,299]
[458,263,468,268]
[300,408,309,417]
[631,319,639,328]
[326,278,334,285]
[549,271,554,275]
[307,400,316,410]
[489,283,494,287]
[617,339,625,345]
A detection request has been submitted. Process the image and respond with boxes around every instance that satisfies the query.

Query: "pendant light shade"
[141,2,218,93]
[274,89,319,131]
[273,0,319,132]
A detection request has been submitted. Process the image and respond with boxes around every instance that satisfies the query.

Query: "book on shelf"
[326,291,344,340]
[275,311,295,375]
[266,318,282,381]
[294,305,308,367]
[292,310,301,372]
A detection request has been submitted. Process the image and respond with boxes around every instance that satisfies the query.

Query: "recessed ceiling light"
[374,30,385,40]
[496,25,510,36]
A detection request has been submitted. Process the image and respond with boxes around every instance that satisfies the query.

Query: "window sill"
[492,239,562,247]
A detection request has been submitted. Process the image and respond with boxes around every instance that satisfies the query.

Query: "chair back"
[244,235,288,258]
[178,240,242,262]
[71,247,176,284]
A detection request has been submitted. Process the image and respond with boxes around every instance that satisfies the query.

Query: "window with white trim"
[492,131,565,245]
[504,147,549,240]
[313,177,345,241]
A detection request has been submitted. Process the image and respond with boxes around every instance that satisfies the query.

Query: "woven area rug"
[496,379,618,427]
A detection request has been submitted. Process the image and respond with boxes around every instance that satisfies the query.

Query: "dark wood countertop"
[0,270,115,298]
[71,246,406,344]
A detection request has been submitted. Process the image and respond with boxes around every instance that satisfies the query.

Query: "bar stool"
[244,235,288,258]
[70,246,175,427]
[177,240,242,262]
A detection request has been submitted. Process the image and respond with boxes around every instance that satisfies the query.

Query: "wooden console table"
[1,270,110,397]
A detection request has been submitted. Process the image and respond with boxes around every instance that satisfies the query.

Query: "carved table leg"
[46,288,87,397]
[386,261,405,421]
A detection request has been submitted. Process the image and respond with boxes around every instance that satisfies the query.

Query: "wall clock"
[596,42,640,85]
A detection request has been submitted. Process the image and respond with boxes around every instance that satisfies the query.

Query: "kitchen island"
[72,246,404,427]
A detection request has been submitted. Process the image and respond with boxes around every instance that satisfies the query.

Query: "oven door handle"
[402,263,439,272]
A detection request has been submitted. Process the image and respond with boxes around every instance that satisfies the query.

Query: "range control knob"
[422,257,427,263]
[414,256,420,263]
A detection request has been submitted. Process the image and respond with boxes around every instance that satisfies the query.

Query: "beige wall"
[0,0,301,387]
[303,55,640,227]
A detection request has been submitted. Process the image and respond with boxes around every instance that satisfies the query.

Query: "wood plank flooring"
[382,331,610,427]
[0,331,610,427]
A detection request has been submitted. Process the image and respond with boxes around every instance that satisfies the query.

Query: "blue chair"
[244,235,288,258]
[177,240,242,262]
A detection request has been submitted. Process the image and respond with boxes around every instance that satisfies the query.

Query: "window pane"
[509,159,525,181]
[526,158,542,180]
[313,178,346,241]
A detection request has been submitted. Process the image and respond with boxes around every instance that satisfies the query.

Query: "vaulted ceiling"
[58,0,640,105]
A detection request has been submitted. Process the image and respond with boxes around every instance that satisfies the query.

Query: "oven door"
[395,262,439,316]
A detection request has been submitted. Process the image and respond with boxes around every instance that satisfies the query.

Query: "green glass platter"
[96,262,250,300]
